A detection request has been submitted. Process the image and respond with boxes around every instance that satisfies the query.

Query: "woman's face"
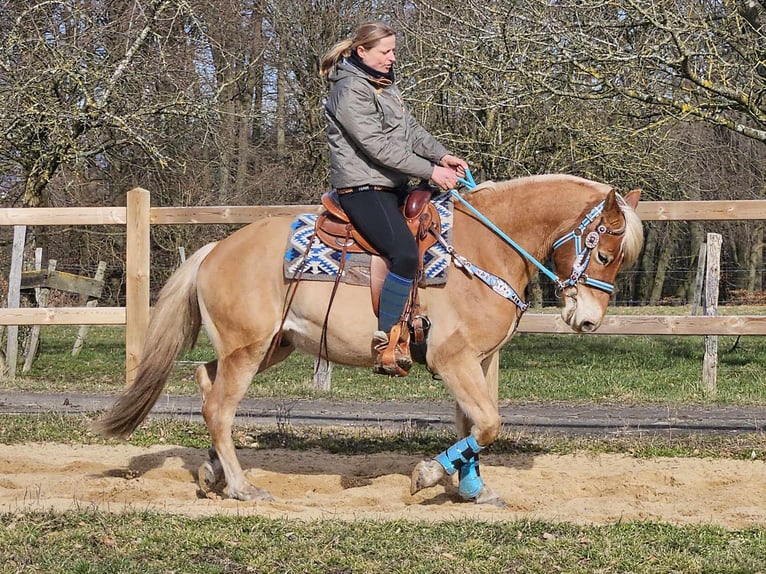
[357,34,396,74]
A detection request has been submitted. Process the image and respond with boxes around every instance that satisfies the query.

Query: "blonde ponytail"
[320,39,353,77]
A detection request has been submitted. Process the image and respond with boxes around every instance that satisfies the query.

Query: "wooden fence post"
[22,254,55,373]
[691,242,707,317]
[702,233,722,396]
[125,188,151,386]
[313,357,332,391]
[71,261,107,356]
[4,225,26,379]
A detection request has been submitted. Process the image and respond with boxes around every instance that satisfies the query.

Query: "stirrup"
[372,323,412,377]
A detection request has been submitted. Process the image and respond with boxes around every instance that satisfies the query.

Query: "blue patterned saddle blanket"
[283,192,453,286]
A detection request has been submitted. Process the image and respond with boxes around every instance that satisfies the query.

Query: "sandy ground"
[1,442,765,528]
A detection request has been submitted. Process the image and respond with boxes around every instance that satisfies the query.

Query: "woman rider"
[319,20,468,375]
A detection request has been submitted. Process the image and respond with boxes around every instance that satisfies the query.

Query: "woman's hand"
[430,165,461,190]
[439,154,468,177]
[431,155,469,189]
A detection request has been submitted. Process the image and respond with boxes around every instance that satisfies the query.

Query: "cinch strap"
[434,435,484,476]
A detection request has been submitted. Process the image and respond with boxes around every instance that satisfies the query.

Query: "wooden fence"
[2,188,766,386]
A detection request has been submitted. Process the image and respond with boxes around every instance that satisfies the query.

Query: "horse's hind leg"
[198,348,273,501]
[196,361,226,494]
[196,341,295,500]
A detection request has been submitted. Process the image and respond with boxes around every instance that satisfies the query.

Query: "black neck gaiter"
[348,50,395,85]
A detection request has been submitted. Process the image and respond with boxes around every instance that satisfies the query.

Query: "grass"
[2,511,766,573]
[5,310,766,405]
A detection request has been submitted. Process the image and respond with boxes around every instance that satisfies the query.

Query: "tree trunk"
[745,222,764,292]
[676,221,705,303]
[638,225,658,303]
[235,3,265,196]
[648,225,676,305]
[276,36,287,157]
[217,98,235,203]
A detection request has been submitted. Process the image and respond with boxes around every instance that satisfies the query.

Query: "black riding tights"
[338,188,419,280]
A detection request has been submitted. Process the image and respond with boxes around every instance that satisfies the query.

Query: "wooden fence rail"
[2,189,766,384]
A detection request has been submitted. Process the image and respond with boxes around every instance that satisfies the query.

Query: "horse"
[95,174,643,506]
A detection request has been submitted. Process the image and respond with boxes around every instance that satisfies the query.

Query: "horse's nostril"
[580,321,596,333]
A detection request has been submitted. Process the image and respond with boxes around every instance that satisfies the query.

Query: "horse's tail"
[93,242,218,439]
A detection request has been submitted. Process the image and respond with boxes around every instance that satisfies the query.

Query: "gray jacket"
[324,59,450,189]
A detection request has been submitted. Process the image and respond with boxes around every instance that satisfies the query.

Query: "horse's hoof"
[410,459,446,495]
[473,485,507,508]
[228,484,275,502]
[197,460,225,495]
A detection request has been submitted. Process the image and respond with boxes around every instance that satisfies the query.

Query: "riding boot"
[373,271,414,376]
[378,271,413,334]
[372,322,412,377]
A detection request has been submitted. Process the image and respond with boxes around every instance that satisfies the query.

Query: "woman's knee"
[390,248,419,279]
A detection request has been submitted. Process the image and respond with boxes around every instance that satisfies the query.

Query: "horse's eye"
[596,251,611,265]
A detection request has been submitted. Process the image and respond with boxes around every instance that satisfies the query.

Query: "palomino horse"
[96,174,643,506]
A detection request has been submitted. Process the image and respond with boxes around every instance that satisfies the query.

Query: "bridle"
[444,170,627,308]
[551,200,627,296]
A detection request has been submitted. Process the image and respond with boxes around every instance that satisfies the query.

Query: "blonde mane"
[468,175,643,266]
[615,194,643,267]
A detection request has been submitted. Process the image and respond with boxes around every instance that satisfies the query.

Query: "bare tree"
[517,1,766,144]
[0,0,217,208]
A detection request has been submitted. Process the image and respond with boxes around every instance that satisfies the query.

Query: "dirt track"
[1,442,766,528]
[1,391,766,527]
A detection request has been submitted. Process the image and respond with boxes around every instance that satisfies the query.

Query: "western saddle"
[312,184,441,375]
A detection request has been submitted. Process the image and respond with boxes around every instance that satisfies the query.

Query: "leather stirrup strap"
[370,256,388,317]
[378,322,410,377]
[266,228,317,366]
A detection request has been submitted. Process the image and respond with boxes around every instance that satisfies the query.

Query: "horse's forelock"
[615,193,644,267]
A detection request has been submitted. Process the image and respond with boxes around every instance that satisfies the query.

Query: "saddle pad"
[283,192,453,286]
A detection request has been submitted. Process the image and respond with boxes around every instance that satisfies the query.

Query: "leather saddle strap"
[318,225,352,363]
[379,322,410,377]
[265,228,317,366]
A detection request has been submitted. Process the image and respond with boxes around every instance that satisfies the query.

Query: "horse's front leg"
[454,352,504,505]
[411,347,505,506]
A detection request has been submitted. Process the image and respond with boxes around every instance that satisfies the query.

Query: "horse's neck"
[463,185,589,261]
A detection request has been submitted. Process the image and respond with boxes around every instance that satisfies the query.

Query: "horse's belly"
[282,283,378,367]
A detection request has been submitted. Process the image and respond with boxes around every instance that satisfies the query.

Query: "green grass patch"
[1,510,765,573]
[501,332,766,404]
[6,319,766,405]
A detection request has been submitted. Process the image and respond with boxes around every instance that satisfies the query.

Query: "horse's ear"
[623,189,641,209]
[604,188,619,212]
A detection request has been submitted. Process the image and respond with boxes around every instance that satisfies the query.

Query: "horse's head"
[551,188,643,333]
